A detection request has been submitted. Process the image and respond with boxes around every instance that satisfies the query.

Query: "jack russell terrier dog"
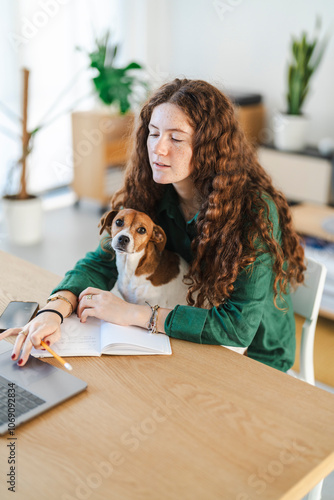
[99,208,190,308]
[98,208,246,355]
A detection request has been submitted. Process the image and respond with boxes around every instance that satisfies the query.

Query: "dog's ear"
[98,210,118,235]
[151,225,167,252]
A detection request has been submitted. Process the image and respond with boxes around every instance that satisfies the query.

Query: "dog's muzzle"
[115,234,130,251]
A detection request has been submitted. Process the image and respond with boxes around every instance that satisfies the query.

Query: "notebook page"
[100,322,172,355]
[32,315,102,357]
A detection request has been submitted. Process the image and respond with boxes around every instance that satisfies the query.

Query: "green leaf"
[124,62,142,71]
[78,30,148,112]
[285,17,330,114]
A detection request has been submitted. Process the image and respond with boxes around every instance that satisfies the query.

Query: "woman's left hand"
[77,287,131,325]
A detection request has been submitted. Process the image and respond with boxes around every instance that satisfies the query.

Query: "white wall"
[164,0,334,145]
[0,1,20,196]
[1,0,333,196]
[0,0,122,195]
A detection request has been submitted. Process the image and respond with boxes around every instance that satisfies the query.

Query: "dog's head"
[99,209,167,254]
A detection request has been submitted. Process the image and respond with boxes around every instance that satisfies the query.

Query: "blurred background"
[1,1,334,393]
[1,5,334,497]
[0,0,333,194]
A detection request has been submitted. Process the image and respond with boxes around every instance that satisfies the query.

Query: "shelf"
[257,146,334,205]
[71,111,134,204]
[291,203,334,243]
[260,142,334,161]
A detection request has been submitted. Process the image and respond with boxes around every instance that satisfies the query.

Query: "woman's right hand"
[0,311,62,367]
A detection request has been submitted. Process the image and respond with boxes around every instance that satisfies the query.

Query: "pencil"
[40,340,73,371]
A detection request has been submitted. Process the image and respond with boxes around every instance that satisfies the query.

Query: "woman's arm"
[164,253,275,347]
[76,287,170,332]
[162,252,295,371]
[0,289,78,366]
[51,243,118,298]
[0,242,117,367]
[75,253,273,342]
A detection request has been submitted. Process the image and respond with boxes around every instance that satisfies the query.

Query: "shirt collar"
[156,185,199,226]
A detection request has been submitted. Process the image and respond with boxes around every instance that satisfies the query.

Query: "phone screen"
[0,301,39,332]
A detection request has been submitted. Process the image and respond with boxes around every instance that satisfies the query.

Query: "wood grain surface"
[1,250,334,500]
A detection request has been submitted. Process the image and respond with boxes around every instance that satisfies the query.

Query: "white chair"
[290,256,327,500]
[291,256,327,385]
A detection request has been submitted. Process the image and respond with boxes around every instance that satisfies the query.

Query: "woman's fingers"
[13,325,62,367]
[11,329,30,361]
[30,324,62,349]
[80,306,97,324]
[16,336,34,366]
[19,321,62,365]
[2,316,63,367]
[77,289,98,319]
[0,327,22,341]
[78,287,101,302]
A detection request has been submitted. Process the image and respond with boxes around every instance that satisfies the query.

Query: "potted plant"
[71,32,148,204]
[1,67,89,245]
[274,18,329,152]
[1,68,44,245]
[79,31,147,114]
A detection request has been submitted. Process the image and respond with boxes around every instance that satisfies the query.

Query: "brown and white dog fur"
[99,208,190,308]
[99,208,246,355]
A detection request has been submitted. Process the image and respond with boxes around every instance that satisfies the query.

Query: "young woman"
[1,79,305,371]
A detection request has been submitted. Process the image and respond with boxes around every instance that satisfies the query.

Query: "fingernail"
[46,340,50,346]
[18,359,23,365]
[11,354,16,360]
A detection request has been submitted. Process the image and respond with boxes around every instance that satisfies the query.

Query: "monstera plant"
[78,31,147,114]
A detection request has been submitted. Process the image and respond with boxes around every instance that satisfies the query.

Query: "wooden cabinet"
[71,111,134,205]
[258,145,334,205]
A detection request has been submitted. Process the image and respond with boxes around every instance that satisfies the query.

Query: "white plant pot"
[2,196,43,245]
[273,113,309,152]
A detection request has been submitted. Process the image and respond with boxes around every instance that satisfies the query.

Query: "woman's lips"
[154,161,171,168]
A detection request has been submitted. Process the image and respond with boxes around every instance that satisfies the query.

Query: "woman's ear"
[151,225,167,252]
[98,210,118,235]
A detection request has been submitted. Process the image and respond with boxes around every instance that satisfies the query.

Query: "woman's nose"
[153,136,168,156]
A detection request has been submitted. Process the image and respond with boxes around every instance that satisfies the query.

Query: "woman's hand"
[0,311,62,367]
[77,287,135,326]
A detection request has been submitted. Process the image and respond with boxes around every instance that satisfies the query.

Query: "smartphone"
[0,301,39,333]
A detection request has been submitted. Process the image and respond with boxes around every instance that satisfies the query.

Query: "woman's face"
[147,103,194,187]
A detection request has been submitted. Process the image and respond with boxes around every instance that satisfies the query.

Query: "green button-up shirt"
[52,186,295,372]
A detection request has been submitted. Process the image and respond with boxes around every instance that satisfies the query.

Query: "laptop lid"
[0,341,87,435]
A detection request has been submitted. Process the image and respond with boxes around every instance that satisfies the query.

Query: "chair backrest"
[290,256,327,385]
[291,257,327,321]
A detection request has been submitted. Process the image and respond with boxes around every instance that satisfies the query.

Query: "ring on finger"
[86,294,93,300]
[19,330,28,337]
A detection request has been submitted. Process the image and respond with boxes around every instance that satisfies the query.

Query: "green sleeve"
[51,243,118,298]
[164,253,274,346]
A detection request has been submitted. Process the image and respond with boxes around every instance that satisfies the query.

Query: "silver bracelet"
[146,302,160,334]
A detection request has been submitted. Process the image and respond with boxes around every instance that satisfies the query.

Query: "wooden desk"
[291,203,334,320]
[291,203,334,244]
[1,250,334,500]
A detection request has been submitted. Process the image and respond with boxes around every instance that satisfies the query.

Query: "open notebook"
[32,314,171,357]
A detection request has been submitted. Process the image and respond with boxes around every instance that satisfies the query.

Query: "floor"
[0,188,333,500]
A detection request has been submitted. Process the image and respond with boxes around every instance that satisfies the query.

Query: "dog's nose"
[118,235,130,246]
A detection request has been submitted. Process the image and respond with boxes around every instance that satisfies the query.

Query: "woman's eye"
[115,219,124,227]
[148,133,159,137]
[137,227,146,234]
[172,138,182,142]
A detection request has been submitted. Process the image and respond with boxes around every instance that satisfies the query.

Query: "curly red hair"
[112,79,305,307]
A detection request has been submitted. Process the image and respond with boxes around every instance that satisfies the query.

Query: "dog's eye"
[137,227,146,234]
[115,219,124,227]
